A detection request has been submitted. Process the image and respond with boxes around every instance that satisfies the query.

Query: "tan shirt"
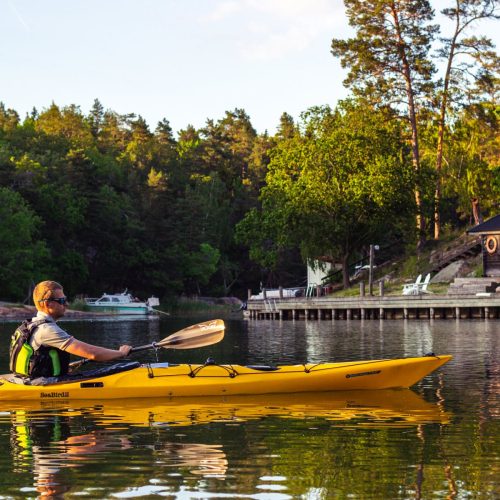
[29,311,74,351]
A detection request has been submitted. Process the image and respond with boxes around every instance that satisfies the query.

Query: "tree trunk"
[435,16,460,240]
[434,111,446,239]
[472,198,483,225]
[404,67,426,251]
[391,5,425,250]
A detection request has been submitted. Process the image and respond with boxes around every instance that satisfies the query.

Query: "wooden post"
[403,308,408,319]
[368,244,374,296]
[263,289,267,300]
[316,285,322,297]
[379,308,384,319]
[430,307,435,319]
[347,309,352,320]
[360,309,365,320]
[455,307,460,319]
[360,282,365,297]
[279,286,283,299]
[331,309,336,320]
[379,280,384,296]
[485,307,489,319]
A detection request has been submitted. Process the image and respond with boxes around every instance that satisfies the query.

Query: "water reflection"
[11,411,132,497]
[3,390,450,497]
[0,318,496,498]
[244,319,445,363]
[61,316,162,349]
[153,443,228,478]
[402,320,435,357]
[9,409,229,497]
[3,390,450,429]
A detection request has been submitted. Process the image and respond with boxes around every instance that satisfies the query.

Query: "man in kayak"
[9,280,132,381]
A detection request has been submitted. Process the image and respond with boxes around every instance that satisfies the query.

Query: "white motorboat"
[85,291,159,315]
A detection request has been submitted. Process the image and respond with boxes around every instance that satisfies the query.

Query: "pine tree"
[331,0,437,249]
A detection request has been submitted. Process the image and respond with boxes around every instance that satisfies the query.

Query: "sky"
[1,0,350,135]
[1,0,498,135]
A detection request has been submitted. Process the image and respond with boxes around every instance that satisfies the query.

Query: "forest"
[0,0,498,302]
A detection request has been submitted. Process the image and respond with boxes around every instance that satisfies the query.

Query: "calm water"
[0,316,497,499]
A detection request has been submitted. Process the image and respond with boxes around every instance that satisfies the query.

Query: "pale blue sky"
[1,0,349,134]
[1,0,497,135]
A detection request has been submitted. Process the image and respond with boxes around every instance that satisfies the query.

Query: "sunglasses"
[40,297,68,305]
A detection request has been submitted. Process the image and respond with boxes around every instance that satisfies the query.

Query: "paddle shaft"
[70,343,161,369]
[69,319,225,369]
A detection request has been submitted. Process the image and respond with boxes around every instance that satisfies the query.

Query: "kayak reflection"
[6,389,450,429]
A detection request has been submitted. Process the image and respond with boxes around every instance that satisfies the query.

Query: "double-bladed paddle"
[70,319,225,369]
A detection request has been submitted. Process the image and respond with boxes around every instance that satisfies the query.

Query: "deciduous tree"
[238,102,413,288]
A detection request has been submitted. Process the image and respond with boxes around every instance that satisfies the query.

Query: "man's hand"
[118,345,132,358]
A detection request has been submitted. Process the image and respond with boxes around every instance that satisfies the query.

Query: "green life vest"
[9,319,70,378]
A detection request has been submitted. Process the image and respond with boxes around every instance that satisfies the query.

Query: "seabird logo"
[40,391,69,398]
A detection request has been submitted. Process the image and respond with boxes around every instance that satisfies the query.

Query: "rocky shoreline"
[0,303,112,321]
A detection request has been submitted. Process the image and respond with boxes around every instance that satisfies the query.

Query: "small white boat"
[85,291,159,315]
[249,288,302,300]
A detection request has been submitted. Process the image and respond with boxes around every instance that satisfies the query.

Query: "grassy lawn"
[328,279,450,298]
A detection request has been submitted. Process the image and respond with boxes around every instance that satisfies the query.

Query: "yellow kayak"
[0,354,452,400]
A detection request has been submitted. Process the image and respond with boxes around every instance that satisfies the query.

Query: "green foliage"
[238,101,414,287]
[331,0,437,104]
[0,100,272,301]
[0,81,496,302]
[0,187,51,299]
[182,243,221,294]
[331,0,499,240]
[400,255,420,279]
[168,296,231,316]
[442,103,499,219]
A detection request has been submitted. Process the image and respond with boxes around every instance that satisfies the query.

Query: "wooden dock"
[246,294,500,320]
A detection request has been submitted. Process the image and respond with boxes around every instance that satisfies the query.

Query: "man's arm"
[64,339,131,362]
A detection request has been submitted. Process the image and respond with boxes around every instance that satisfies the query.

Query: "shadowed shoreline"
[0,303,125,321]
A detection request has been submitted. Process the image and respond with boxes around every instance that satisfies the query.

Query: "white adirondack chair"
[402,274,422,295]
[418,273,432,294]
